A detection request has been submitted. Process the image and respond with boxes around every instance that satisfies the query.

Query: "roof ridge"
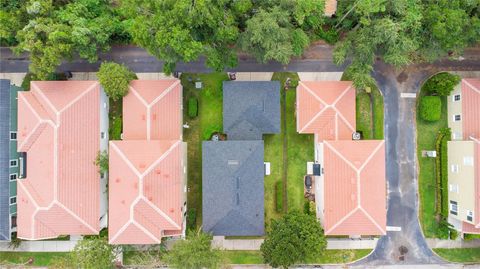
[464,79,480,95]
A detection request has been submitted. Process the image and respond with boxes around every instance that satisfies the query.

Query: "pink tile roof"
[462,221,480,234]
[462,79,480,140]
[296,81,356,142]
[323,140,386,236]
[123,80,182,140]
[108,140,184,244]
[16,81,100,240]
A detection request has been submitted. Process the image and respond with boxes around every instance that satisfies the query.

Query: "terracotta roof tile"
[323,140,386,236]
[108,140,184,244]
[123,80,182,140]
[297,81,356,142]
[462,79,480,140]
[17,81,100,240]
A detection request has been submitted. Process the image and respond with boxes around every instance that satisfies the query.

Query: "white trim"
[10,159,18,168]
[9,196,17,206]
[9,131,17,141]
[9,173,17,181]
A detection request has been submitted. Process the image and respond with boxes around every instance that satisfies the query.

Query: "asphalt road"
[356,61,480,266]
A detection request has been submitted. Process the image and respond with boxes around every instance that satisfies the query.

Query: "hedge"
[424,72,461,96]
[435,128,451,217]
[275,181,283,213]
[420,96,441,122]
[188,97,198,118]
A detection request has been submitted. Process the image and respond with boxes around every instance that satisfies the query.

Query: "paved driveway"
[356,64,442,265]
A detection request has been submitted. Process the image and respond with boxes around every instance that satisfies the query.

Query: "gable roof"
[223,81,280,140]
[16,81,100,240]
[323,140,386,235]
[325,0,337,16]
[296,81,356,142]
[123,80,182,140]
[462,79,480,140]
[108,140,184,244]
[202,140,264,236]
[0,79,11,241]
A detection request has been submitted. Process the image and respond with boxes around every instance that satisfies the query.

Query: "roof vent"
[236,193,240,205]
[236,177,240,189]
[228,160,239,165]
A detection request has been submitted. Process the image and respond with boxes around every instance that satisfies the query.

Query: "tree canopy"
[333,0,480,89]
[97,61,137,101]
[260,211,327,268]
[163,230,224,269]
[10,0,124,79]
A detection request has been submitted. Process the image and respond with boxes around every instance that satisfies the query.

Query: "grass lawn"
[109,98,122,140]
[224,249,372,264]
[180,73,228,229]
[341,72,384,140]
[0,252,69,266]
[434,248,480,263]
[417,86,448,238]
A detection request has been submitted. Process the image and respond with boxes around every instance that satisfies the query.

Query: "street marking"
[400,93,417,98]
[386,226,402,232]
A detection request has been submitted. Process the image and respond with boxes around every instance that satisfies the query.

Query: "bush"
[187,208,197,232]
[97,62,137,101]
[188,97,198,118]
[449,229,459,240]
[316,28,339,44]
[464,233,480,241]
[94,151,109,174]
[420,96,441,122]
[109,117,122,140]
[21,72,67,90]
[275,181,283,213]
[424,72,461,96]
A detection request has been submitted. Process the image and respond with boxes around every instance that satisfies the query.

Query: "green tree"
[260,211,327,268]
[424,72,461,96]
[163,230,224,269]
[94,150,108,175]
[13,0,122,80]
[419,96,441,122]
[97,61,136,101]
[121,0,240,73]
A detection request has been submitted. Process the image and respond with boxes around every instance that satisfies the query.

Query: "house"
[297,81,386,236]
[202,140,264,236]
[108,80,187,244]
[16,81,109,240]
[319,140,386,235]
[202,81,280,236]
[296,81,356,143]
[447,78,480,234]
[0,79,22,241]
[223,81,280,140]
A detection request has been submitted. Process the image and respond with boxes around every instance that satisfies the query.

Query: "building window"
[101,132,105,139]
[10,131,17,141]
[9,173,17,181]
[452,132,461,140]
[11,216,17,228]
[454,115,461,122]
[449,201,458,215]
[10,159,18,167]
[467,210,474,222]
[451,164,459,173]
[9,196,16,205]
[464,156,474,166]
[449,184,459,193]
[453,94,461,101]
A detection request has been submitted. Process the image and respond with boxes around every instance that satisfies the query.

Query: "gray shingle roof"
[202,140,265,236]
[0,79,11,241]
[223,81,281,140]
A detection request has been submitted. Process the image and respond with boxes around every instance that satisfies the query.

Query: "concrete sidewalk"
[297,72,343,81]
[212,237,378,250]
[0,240,78,252]
[426,238,480,249]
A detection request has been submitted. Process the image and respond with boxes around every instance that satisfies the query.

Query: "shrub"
[449,229,459,240]
[424,72,461,96]
[21,72,67,90]
[109,116,122,140]
[97,62,137,101]
[188,97,198,118]
[434,128,450,217]
[187,208,197,232]
[94,151,109,175]
[316,28,339,45]
[420,96,441,122]
[464,233,480,241]
[275,181,283,213]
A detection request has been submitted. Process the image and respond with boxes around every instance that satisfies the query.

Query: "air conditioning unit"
[352,132,361,140]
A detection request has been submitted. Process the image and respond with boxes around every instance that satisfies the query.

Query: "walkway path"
[211,236,378,251]
[426,239,480,249]
[0,240,78,252]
